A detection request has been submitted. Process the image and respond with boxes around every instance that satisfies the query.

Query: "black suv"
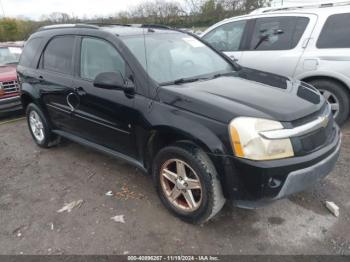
[18,24,341,224]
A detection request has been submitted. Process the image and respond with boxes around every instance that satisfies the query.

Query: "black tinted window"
[203,20,246,52]
[249,16,309,50]
[19,38,42,67]
[80,37,125,80]
[43,36,75,74]
[317,13,350,48]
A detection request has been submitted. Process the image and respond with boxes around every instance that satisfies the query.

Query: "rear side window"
[249,16,309,51]
[19,38,42,67]
[202,20,247,52]
[43,36,75,74]
[317,13,350,48]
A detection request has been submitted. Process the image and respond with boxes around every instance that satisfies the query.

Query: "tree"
[0,18,19,41]
[0,0,272,42]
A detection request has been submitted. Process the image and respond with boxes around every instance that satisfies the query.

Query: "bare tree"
[184,0,205,14]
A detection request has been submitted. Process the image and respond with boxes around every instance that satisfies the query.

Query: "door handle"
[74,87,86,96]
[66,92,79,112]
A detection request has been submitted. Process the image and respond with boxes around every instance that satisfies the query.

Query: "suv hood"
[158,68,325,123]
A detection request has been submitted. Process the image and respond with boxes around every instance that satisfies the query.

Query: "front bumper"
[0,95,22,115]
[220,126,341,208]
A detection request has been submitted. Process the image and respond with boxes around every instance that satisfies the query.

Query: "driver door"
[71,36,137,157]
[202,19,247,63]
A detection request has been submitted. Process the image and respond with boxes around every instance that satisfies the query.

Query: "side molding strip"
[52,129,147,173]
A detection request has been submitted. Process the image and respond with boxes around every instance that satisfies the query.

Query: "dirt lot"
[0,114,349,255]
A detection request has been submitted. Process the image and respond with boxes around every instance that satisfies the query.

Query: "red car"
[0,43,23,116]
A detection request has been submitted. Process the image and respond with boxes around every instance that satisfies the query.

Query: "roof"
[36,23,180,37]
[251,1,350,15]
[202,1,350,36]
[101,25,179,36]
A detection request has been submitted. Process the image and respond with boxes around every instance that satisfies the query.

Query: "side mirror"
[93,72,125,90]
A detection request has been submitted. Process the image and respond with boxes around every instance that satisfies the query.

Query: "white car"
[201,1,350,125]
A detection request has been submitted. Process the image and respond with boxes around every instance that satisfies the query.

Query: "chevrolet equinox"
[18,24,341,224]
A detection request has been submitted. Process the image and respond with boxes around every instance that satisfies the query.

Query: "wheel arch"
[301,75,350,92]
[297,72,350,98]
[143,126,211,170]
[142,125,227,176]
[20,91,35,110]
[143,125,231,198]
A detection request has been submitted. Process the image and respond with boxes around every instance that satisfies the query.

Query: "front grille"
[291,104,335,156]
[1,80,20,95]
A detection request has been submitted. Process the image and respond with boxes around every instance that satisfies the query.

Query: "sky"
[0,0,147,20]
[0,0,345,20]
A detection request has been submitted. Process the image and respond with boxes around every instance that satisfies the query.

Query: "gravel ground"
[0,114,349,255]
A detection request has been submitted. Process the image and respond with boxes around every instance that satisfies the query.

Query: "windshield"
[122,33,233,84]
[0,46,23,66]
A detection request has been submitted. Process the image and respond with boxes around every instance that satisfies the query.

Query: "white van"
[202,1,350,124]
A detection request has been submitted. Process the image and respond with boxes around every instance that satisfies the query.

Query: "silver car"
[202,2,350,125]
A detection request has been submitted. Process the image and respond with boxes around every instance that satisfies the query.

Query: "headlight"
[229,117,294,160]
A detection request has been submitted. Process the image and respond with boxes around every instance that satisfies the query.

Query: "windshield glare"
[122,33,233,84]
[0,47,22,65]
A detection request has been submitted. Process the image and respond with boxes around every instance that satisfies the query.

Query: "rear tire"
[153,143,225,224]
[26,103,60,148]
[308,79,350,125]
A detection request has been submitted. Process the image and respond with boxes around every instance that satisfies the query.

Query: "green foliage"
[0,0,272,42]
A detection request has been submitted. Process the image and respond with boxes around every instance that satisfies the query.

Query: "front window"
[80,37,126,80]
[248,16,309,51]
[122,33,233,84]
[0,46,22,66]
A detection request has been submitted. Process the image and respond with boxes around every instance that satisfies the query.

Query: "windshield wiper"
[212,71,237,79]
[161,77,206,86]
[174,77,200,84]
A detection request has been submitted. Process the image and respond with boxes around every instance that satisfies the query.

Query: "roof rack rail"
[37,23,99,32]
[251,1,350,14]
[140,24,172,30]
[84,22,132,27]
[85,22,172,30]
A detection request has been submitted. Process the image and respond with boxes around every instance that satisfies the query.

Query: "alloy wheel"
[29,110,45,142]
[319,89,340,119]
[160,159,202,212]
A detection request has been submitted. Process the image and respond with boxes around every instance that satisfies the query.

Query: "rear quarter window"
[19,37,43,68]
[317,13,350,48]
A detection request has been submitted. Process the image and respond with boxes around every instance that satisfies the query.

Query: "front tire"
[26,103,60,148]
[153,143,225,224]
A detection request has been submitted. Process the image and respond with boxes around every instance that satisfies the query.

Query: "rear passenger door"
[72,36,137,157]
[202,19,247,63]
[240,15,316,77]
[38,35,77,132]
